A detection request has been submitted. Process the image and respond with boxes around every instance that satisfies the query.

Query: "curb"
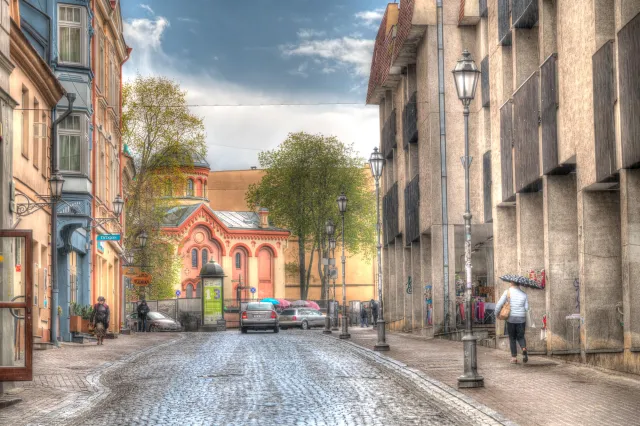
[0,396,22,409]
[324,333,517,426]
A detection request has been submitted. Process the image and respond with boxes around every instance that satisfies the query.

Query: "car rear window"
[281,309,295,315]
[147,312,165,320]
[247,303,273,311]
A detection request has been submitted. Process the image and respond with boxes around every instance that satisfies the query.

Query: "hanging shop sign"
[132,272,152,287]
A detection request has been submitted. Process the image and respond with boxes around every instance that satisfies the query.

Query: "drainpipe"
[436,0,450,333]
[51,93,76,346]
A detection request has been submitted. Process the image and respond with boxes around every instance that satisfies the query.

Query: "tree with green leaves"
[246,132,375,300]
[122,75,206,299]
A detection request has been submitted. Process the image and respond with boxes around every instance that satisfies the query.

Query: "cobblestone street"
[1,331,508,426]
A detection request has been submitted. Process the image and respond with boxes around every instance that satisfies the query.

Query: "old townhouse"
[367,0,640,374]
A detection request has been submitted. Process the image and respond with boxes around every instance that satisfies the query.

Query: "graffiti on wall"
[424,284,432,325]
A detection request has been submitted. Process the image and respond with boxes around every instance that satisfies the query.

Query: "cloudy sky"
[121,1,388,170]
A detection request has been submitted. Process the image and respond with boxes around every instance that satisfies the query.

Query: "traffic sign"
[97,234,121,241]
[250,287,256,294]
[175,290,181,297]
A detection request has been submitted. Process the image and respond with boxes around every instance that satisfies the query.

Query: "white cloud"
[354,9,385,28]
[140,4,154,14]
[123,17,379,172]
[281,37,374,77]
[321,67,336,74]
[297,28,326,39]
[289,62,309,78]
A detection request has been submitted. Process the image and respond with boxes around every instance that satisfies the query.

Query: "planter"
[70,315,83,333]
[80,319,92,334]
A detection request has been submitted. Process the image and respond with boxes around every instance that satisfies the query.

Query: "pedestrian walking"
[370,299,379,326]
[495,283,529,364]
[137,299,150,332]
[90,296,110,346]
[360,303,369,328]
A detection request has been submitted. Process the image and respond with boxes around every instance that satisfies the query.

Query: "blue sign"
[250,287,256,294]
[176,290,181,297]
[97,241,104,253]
[97,234,121,241]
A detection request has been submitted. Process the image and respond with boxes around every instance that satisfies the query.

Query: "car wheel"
[241,327,248,334]
[301,320,309,330]
[150,325,159,332]
[273,326,280,333]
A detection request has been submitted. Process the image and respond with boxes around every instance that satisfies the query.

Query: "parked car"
[240,302,279,333]
[126,311,182,332]
[279,308,326,330]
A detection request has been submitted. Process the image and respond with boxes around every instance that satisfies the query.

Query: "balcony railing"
[592,41,617,182]
[498,0,512,46]
[381,109,397,159]
[619,13,640,169]
[500,101,515,202]
[404,174,420,246]
[540,54,559,174]
[383,182,400,246]
[513,71,540,193]
[402,91,418,149]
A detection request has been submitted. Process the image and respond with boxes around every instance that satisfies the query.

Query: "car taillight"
[241,311,247,319]
[271,311,277,319]
[292,316,297,321]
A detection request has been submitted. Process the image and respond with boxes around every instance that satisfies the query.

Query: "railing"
[513,71,540,193]
[593,41,617,182]
[500,101,515,202]
[540,54,559,174]
[381,109,397,158]
[383,182,400,246]
[402,91,418,149]
[512,0,538,28]
[404,174,420,246]
[619,14,640,168]
[498,0,512,45]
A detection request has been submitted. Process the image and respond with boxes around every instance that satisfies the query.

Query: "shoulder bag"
[497,289,511,320]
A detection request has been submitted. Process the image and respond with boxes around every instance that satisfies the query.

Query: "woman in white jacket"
[495,283,529,364]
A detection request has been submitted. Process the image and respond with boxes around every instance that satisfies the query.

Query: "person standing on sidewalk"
[360,303,369,327]
[137,300,150,332]
[90,296,110,346]
[370,299,379,326]
[495,283,529,364]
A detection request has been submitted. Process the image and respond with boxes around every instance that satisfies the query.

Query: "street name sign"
[97,234,121,241]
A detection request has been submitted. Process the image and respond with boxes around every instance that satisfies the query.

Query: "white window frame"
[58,113,85,174]
[58,4,87,66]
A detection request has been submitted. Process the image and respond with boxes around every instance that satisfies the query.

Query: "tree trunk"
[298,234,307,300]
[305,244,316,301]
[316,244,325,302]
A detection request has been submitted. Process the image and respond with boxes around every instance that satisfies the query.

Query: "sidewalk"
[0,332,180,425]
[344,326,640,426]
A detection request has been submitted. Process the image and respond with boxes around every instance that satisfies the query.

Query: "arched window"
[187,179,194,197]
[191,248,198,268]
[165,179,172,196]
[186,284,194,298]
[202,248,209,266]
[235,252,241,269]
[203,182,207,198]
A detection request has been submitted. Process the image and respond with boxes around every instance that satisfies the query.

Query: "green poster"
[203,278,223,325]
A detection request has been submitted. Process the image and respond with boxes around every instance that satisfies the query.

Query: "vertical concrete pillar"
[516,192,546,353]
[411,242,422,331]
[620,169,640,360]
[382,246,390,321]
[403,246,411,331]
[578,191,623,360]
[544,175,579,354]
[395,238,404,329]
[387,243,397,323]
[493,206,517,350]
[430,225,455,335]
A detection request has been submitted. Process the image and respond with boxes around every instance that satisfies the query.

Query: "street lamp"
[113,194,124,217]
[323,219,335,334]
[49,173,65,200]
[452,49,484,388]
[370,147,389,351]
[137,231,148,249]
[124,251,135,266]
[337,192,350,339]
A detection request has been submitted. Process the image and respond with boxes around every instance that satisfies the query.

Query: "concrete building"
[9,2,65,344]
[208,168,377,303]
[366,0,640,374]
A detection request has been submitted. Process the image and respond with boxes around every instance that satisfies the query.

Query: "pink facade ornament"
[251,240,256,248]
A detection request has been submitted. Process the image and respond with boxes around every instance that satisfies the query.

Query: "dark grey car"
[241,302,279,333]
[126,311,182,332]
[279,308,326,330]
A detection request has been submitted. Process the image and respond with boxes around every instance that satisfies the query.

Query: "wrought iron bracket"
[14,190,81,217]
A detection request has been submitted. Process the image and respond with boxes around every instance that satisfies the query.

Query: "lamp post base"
[323,315,332,334]
[457,334,484,388]
[373,319,390,351]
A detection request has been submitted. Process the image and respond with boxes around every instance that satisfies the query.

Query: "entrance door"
[0,230,34,381]
[257,247,274,299]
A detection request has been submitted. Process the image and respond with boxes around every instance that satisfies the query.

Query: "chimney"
[258,207,269,228]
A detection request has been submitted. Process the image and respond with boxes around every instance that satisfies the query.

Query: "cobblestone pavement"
[2,330,512,426]
[0,332,180,425]
[346,327,640,426]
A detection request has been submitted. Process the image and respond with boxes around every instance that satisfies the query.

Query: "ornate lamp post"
[329,237,338,330]
[369,148,389,351]
[323,219,335,334]
[337,192,350,339]
[452,49,484,388]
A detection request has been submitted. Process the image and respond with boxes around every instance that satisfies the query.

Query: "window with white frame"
[58,5,86,65]
[59,115,82,172]
[99,28,105,92]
